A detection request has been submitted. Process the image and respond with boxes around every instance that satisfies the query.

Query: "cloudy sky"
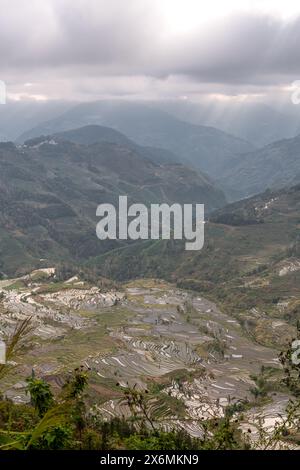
[1,0,300,103]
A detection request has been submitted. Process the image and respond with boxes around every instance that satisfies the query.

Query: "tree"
[249,365,268,400]
[26,373,54,417]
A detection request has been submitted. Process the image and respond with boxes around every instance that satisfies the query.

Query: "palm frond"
[0,317,33,381]
[26,402,72,449]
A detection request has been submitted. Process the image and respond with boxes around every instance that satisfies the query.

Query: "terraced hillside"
[0,272,293,441]
[91,185,300,347]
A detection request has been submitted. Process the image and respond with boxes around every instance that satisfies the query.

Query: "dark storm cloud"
[1,0,300,99]
[0,0,162,69]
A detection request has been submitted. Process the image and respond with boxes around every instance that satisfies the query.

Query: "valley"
[1,0,300,454]
[0,133,225,277]
[0,125,299,450]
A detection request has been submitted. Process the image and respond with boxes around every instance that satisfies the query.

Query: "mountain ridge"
[219,132,300,199]
[17,100,254,179]
[0,133,225,277]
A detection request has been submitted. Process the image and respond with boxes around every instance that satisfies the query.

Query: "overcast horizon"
[1,0,300,108]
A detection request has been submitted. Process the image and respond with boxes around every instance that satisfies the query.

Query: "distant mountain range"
[21,102,300,201]
[158,101,300,148]
[0,126,225,276]
[0,100,73,141]
[219,133,300,199]
[17,101,254,179]
[50,125,177,164]
[4,99,300,149]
